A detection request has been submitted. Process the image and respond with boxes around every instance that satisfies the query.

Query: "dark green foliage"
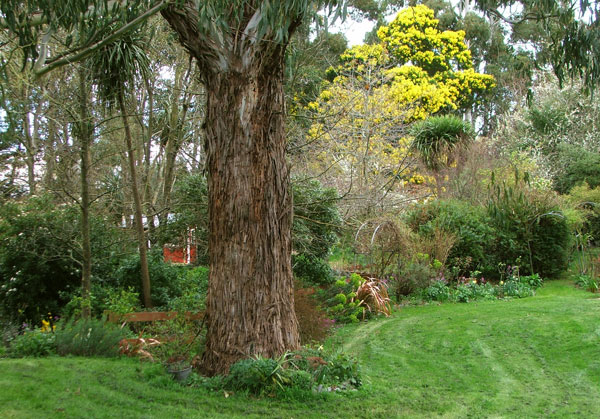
[55,318,129,357]
[8,329,56,357]
[319,274,366,323]
[553,145,600,194]
[292,179,341,260]
[113,249,183,308]
[165,173,209,264]
[292,254,334,286]
[394,259,436,297]
[226,357,283,395]
[575,274,599,293]
[407,175,570,280]
[421,279,451,302]
[88,29,150,106]
[487,174,570,277]
[407,200,497,278]
[0,196,83,323]
[0,195,130,323]
[222,349,361,397]
[421,273,543,303]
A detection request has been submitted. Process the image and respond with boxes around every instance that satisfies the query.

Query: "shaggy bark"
[162,4,300,375]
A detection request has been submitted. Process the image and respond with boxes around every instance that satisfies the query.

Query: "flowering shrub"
[8,328,56,357]
[421,269,544,303]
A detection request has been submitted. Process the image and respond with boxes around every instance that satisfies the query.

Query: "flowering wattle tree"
[303,5,495,208]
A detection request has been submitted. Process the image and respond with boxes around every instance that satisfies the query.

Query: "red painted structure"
[163,228,197,264]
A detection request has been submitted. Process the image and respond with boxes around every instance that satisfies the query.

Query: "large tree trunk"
[199,57,299,375]
[162,3,301,376]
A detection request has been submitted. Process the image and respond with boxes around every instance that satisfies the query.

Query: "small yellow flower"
[41,319,51,333]
[499,281,504,285]
[472,280,477,284]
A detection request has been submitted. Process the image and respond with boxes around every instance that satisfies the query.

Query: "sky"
[331,17,376,46]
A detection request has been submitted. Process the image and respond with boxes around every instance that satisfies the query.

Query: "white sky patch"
[330,18,375,46]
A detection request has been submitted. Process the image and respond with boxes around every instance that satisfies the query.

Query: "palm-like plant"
[88,30,153,307]
[410,115,475,172]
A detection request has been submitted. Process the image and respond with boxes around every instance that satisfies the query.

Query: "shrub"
[292,253,334,286]
[566,183,600,244]
[8,329,56,357]
[552,145,600,194]
[488,172,570,278]
[419,269,542,303]
[113,249,183,308]
[0,197,82,323]
[225,356,288,395]
[55,318,129,357]
[167,265,209,312]
[394,257,438,297]
[106,287,141,316]
[224,348,362,397]
[422,279,451,302]
[292,179,342,260]
[146,315,203,366]
[406,200,497,278]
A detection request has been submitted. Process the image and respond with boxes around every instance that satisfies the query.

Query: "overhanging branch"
[34,0,168,78]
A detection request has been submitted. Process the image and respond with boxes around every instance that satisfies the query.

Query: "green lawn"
[1,280,599,418]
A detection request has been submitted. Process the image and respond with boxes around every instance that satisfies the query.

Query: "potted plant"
[165,353,193,382]
[150,316,199,383]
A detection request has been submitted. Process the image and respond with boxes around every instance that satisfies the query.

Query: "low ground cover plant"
[419,268,544,303]
[190,347,361,398]
[575,274,599,293]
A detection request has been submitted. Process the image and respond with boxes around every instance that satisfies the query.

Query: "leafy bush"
[106,287,141,316]
[55,318,129,357]
[0,195,129,323]
[393,255,439,297]
[420,270,543,303]
[422,279,451,302]
[8,329,56,357]
[223,349,361,397]
[292,253,334,286]
[0,197,82,323]
[292,179,342,260]
[566,183,600,244]
[113,249,193,308]
[553,145,600,194]
[167,265,209,312]
[226,356,285,395]
[488,172,570,278]
[146,315,203,366]
[406,200,497,278]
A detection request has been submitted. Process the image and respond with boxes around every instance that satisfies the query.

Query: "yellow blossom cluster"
[303,5,495,191]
